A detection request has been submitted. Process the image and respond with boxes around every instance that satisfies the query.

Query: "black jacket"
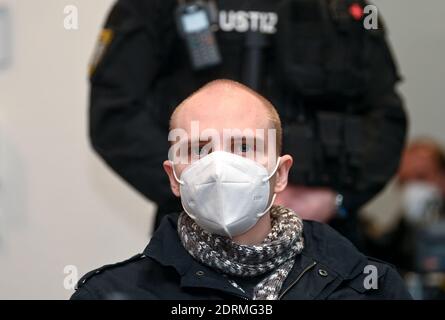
[89,0,407,232]
[71,213,412,300]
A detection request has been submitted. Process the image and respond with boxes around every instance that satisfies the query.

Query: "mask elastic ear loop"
[258,158,281,217]
[170,160,185,185]
[257,193,277,218]
[262,157,281,182]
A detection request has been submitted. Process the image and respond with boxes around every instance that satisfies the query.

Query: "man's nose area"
[206,158,223,182]
[195,154,225,186]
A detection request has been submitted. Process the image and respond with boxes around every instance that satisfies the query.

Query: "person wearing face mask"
[398,140,445,225]
[71,80,410,300]
[362,139,445,281]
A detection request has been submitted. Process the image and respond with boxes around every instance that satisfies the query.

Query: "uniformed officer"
[88,0,407,247]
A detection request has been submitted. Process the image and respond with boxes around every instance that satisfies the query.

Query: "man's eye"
[190,145,212,157]
[235,144,251,153]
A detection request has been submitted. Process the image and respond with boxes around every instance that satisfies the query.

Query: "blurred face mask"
[401,182,443,225]
[172,151,281,238]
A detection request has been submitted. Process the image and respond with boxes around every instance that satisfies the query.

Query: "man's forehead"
[174,89,271,133]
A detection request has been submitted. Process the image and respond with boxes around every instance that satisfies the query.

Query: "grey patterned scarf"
[177,205,304,300]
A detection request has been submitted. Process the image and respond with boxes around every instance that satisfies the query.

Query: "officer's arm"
[348,92,406,211]
[350,28,407,212]
[89,0,173,205]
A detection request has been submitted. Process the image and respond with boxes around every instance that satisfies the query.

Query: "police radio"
[175,1,221,70]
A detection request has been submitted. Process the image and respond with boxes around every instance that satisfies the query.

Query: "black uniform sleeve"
[350,30,407,212]
[89,0,174,206]
[335,20,407,214]
[342,93,407,213]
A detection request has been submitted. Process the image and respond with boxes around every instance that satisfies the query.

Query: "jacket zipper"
[278,261,317,300]
[228,261,317,300]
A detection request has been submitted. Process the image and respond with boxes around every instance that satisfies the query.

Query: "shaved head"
[169,79,282,154]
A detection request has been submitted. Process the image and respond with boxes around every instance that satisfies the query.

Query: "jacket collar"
[144,213,249,298]
[144,213,368,298]
[300,219,368,280]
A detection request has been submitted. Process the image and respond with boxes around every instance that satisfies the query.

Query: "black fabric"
[71,213,412,300]
[362,217,416,274]
[89,0,407,240]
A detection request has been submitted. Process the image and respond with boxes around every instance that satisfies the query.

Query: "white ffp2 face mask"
[401,182,443,225]
[172,151,281,238]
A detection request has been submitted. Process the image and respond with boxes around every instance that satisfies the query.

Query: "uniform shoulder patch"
[89,28,114,77]
[75,253,147,290]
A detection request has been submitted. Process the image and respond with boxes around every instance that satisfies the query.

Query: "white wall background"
[0,0,155,299]
[0,0,443,299]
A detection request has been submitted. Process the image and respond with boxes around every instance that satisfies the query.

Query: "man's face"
[163,85,292,198]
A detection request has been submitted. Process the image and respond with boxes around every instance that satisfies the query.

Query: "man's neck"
[232,213,272,245]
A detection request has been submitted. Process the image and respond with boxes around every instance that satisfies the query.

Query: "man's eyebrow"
[173,132,268,145]
[175,137,212,146]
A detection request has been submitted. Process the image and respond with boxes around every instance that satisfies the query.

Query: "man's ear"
[274,155,293,193]
[163,160,181,197]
